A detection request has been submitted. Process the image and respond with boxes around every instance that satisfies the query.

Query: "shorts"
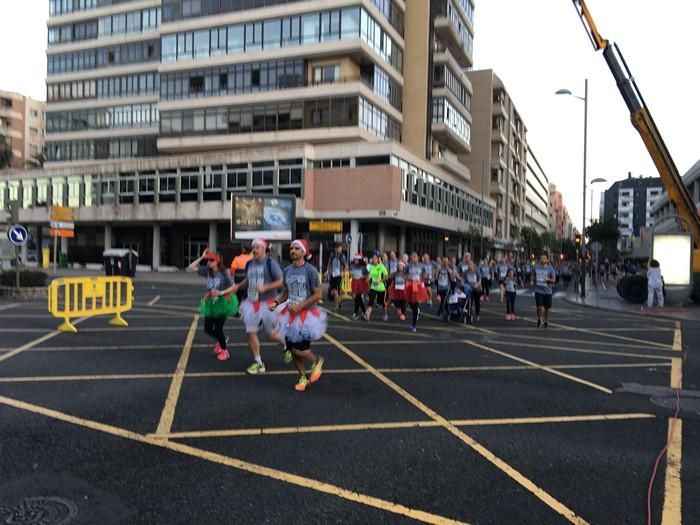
[535,292,552,309]
[498,279,506,286]
[286,338,311,351]
[329,276,342,291]
[368,289,386,307]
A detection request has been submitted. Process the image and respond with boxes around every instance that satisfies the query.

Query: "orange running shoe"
[309,356,325,383]
[295,375,308,391]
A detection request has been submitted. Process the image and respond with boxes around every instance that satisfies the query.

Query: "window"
[263,18,281,49]
[313,64,339,84]
[245,22,262,51]
[194,30,209,58]
[227,24,244,52]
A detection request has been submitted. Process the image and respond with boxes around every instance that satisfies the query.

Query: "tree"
[540,231,560,254]
[466,226,492,260]
[0,135,12,169]
[520,226,543,256]
[561,238,577,260]
[586,219,620,257]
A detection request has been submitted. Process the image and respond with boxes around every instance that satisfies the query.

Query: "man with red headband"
[270,239,327,392]
[218,238,285,374]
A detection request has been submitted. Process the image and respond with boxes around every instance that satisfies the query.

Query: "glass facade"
[47,104,159,132]
[161,7,403,73]
[432,97,470,146]
[433,65,471,111]
[47,40,160,75]
[47,73,159,102]
[45,136,158,162]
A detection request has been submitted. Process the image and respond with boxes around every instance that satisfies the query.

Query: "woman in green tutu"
[186,248,239,361]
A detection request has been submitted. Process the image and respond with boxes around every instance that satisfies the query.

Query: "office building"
[601,173,662,245]
[524,148,549,234]
[0,90,45,170]
[0,0,495,269]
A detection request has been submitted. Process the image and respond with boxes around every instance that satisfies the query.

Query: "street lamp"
[556,78,588,298]
[589,177,607,225]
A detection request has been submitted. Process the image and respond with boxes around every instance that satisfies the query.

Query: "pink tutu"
[277,303,327,343]
[240,297,279,334]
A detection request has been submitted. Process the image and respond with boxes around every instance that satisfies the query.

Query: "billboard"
[231,194,296,241]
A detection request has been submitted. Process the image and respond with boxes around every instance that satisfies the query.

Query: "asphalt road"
[0,279,696,524]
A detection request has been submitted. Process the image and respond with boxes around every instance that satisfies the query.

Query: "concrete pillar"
[20,242,28,265]
[398,226,406,255]
[104,224,112,250]
[60,237,69,257]
[437,236,444,257]
[208,222,218,253]
[152,224,161,271]
[378,223,386,253]
[350,219,360,257]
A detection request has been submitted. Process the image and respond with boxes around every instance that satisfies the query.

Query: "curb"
[563,294,696,322]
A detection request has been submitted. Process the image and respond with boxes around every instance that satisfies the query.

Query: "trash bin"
[102,249,138,277]
[59,253,69,268]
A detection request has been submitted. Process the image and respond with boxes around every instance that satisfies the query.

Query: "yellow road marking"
[519,317,674,350]
[484,340,673,362]
[0,317,89,365]
[79,326,192,332]
[0,362,670,384]
[321,306,352,322]
[155,315,199,436]
[672,322,682,351]
[147,295,161,306]
[326,322,432,338]
[153,413,656,439]
[490,332,675,351]
[323,333,589,524]
[661,350,683,525]
[0,395,466,525]
[465,341,613,395]
[0,303,21,311]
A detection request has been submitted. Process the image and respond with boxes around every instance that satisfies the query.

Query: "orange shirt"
[230,253,252,273]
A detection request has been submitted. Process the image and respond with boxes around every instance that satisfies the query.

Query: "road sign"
[50,206,75,222]
[8,225,28,246]
[345,234,352,244]
[590,241,602,253]
[309,220,343,233]
[50,228,75,239]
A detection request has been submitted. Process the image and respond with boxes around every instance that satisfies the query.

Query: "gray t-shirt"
[198,267,232,292]
[246,256,283,301]
[534,264,557,295]
[328,253,347,278]
[283,263,320,306]
[505,276,516,293]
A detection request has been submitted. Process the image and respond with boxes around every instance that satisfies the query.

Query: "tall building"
[548,183,566,241]
[0,0,495,268]
[524,148,549,234]
[651,159,700,229]
[0,90,45,170]
[601,173,662,245]
[462,69,527,255]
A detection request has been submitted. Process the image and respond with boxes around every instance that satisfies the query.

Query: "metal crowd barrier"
[48,276,134,333]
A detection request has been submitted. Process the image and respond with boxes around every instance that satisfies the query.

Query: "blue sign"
[345,234,352,245]
[8,225,28,246]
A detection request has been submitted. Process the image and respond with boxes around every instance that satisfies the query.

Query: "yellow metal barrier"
[48,276,134,333]
[340,271,352,300]
[318,271,324,304]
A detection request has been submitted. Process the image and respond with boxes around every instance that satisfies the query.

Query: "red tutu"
[351,279,369,296]
[404,281,428,304]
[388,283,405,301]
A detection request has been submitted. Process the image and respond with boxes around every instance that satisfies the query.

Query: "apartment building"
[651,159,700,231]
[462,69,527,256]
[524,148,549,234]
[0,0,495,269]
[0,90,45,170]
[601,173,662,246]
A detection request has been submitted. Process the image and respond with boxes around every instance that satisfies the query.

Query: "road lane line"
[672,322,682,351]
[661,417,682,525]
[323,333,589,524]
[464,341,613,395]
[489,332,676,352]
[0,303,21,311]
[0,395,466,525]
[147,295,161,306]
[0,362,670,384]
[155,315,199,437]
[153,413,656,439]
[484,339,673,361]
[0,317,89,365]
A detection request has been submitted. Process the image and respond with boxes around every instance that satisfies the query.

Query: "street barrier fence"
[48,276,133,333]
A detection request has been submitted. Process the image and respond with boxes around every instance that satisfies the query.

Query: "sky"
[1,0,699,231]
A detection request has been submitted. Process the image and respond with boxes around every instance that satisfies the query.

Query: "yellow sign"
[50,206,75,222]
[309,220,343,233]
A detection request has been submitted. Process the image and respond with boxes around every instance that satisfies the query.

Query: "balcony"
[432,150,471,182]
[433,18,472,68]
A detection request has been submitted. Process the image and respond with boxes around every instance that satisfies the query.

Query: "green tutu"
[198,294,239,318]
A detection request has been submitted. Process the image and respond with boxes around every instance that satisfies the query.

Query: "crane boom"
[573,0,700,267]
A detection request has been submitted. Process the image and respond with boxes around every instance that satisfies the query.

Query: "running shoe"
[283,350,293,364]
[363,313,370,322]
[213,336,229,355]
[537,318,542,328]
[382,314,388,321]
[351,313,359,320]
[309,356,324,383]
[216,349,230,361]
[295,375,308,392]
[246,362,266,374]
[409,325,417,333]
[543,322,548,328]
[505,314,510,320]
[399,313,406,321]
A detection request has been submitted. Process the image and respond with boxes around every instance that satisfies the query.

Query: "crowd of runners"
[186,240,566,392]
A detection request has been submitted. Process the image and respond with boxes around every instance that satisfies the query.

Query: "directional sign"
[8,224,28,246]
[345,234,352,245]
[590,241,602,253]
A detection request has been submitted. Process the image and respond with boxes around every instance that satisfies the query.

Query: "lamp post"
[556,79,588,298]
[589,177,607,225]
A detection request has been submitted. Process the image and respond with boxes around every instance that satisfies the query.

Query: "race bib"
[395,282,405,290]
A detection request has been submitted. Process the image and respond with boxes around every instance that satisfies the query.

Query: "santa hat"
[251,238,268,249]
[205,252,221,263]
[291,239,311,260]
[353,253,363,260]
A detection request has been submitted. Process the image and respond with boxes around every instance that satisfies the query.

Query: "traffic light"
[575,233,581,246]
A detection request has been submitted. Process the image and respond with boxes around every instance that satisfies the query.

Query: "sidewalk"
[564,275,700,322]
[43,267,203,285]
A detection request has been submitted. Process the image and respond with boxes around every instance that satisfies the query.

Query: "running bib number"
[395,282,405,290]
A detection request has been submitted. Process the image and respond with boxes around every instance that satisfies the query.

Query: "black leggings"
[395,299,406,315]
[482,278,491,297]
[505,291,516,314]
[354,294,366,315]
[410,303,419,326]
[204,316,227,348]
[471,289,481,316]
[436,287,450,316]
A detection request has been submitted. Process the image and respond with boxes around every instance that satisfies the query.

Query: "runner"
[464,260,482,321]
[532,254,557,328]
[187,248,239,361]
[349,253,369,320]
[422,253,435,307]
[405,252,429,332]
[389,261,407,321]
[497,257,509,302]
[435,257,453,319]
[230,245,253,306]
[504,268,517,320]
[219,238,285,373]
[365,252,389,321]
[324,243,348,311]
[479,258,492,301]
[272,239,327,392]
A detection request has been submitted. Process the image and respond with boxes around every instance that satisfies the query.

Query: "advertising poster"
[232,194,295,241]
